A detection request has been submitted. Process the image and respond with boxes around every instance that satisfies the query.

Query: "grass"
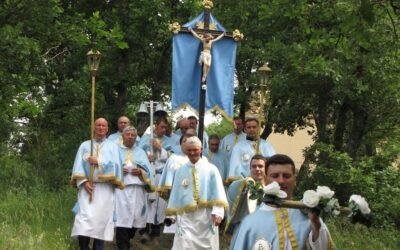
[328,218,400,249]
[0,187,76,250]
[0,186,399,250]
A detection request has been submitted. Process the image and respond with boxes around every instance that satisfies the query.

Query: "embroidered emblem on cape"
[181,178,189,188]
[242,153,250,162]
[82,152,90,161]
[225,145,231,152]
[252,237,271,250]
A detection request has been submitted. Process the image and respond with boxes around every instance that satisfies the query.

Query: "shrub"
[296,143,400,228]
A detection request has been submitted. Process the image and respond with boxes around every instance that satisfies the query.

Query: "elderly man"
[204,134,229,183]
[225,154,267,235]
[108,116,130,144]
[230,154,334,250]
[226,117,275,184]
[70,117,124,250]
[115,126,154,250]
[166,136,228,250]
[158,130,198,199]
[138,117,174,240]
[220,117,246,155]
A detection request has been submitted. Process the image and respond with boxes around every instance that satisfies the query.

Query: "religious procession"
[2,0,399,250]
[68,1,376,249]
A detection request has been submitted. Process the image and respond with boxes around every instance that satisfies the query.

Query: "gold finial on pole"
[169,22,181,34]
[232,29,244,41]
[202,0,213,9]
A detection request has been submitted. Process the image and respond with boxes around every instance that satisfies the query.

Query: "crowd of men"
[70,115,333,250]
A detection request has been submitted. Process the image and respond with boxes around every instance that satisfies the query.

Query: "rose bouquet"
[249,181,372,226]
[302,186,340,219]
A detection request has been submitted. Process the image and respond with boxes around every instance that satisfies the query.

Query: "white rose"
[326,198,341,216]
[263,181,287,198]
[303,190,320,208]
[349,195,371,215]
[316,186,335,199]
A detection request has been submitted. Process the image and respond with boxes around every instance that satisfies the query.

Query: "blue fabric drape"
[172,12,237,118]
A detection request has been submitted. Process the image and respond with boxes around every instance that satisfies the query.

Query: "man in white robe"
[70,118,124,250]
[226,117,275,184]
[225,154,267,235]
[166,136,228,250]
[138,117,174,240]
[230,154,334,250]
[108,116,130,145]
[203,134,229,184]
[115,126,154,250]
[220,116,246,156]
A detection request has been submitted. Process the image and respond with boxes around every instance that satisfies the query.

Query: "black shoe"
[140,233,150,244]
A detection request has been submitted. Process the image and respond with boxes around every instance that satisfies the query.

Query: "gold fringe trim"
[157,185,172,200]
[171,103,234,122]
[98,174,125,189]
[139,168,155,192]
[70,174,125,189]
[205,105,233,122]
[226,176,242,185]
[70,174,87,187]
[328,237,335,250]
[224,177,255,235]
[171,103,199,117]
[157,185,172,192]
[165,199,229,215]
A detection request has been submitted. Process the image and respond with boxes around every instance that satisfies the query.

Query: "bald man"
[109,116,141,146]
[71,118,124,250]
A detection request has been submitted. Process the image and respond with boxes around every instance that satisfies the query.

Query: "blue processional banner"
[171,12,237,118]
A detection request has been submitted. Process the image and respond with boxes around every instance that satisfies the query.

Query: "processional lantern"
[87,49,102,75]
[257,63,272,87]
[256,63,272,127]
[86,48,102,202]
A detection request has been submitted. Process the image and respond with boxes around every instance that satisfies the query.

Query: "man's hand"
[131,168,141,176]
[84,181,94,196]
[147,154,155,163]
[212,214,222,226]
[88,156,98,165]
[308,211,321,242]
[123,167,129,175]
[151,139,162,152]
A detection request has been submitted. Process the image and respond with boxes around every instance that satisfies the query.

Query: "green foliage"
[0,187,76,249]
[0,146,41,190]
[297,143,400,228]
[328,218,400,249]
[205,116,234,139]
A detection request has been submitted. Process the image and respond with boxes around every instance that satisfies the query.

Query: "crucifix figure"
[189,28,225,83]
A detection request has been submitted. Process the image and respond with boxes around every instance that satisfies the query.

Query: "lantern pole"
[87,49,101,202]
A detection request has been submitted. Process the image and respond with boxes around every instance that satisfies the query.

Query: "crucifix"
[169,0,243,143]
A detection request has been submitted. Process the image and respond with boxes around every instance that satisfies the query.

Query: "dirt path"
[99,230,230,249]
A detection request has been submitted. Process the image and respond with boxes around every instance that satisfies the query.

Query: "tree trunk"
[345,106,368,159]
[315,90,329,144]
[333,100,349,151]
